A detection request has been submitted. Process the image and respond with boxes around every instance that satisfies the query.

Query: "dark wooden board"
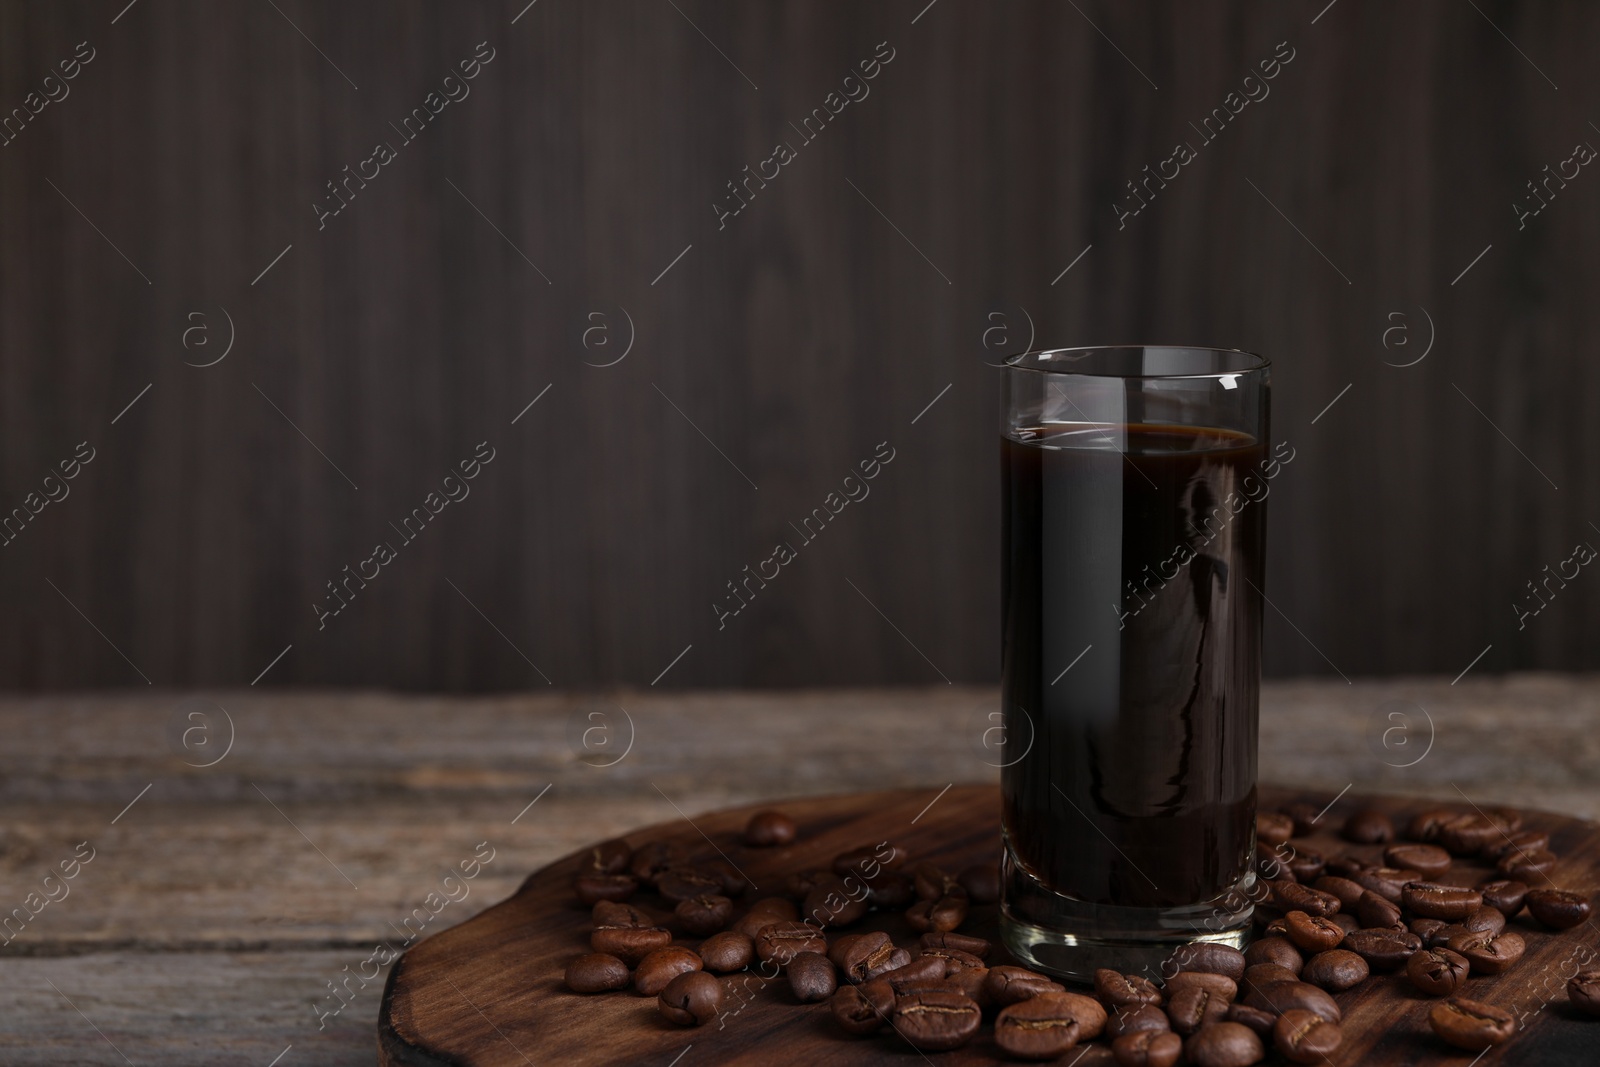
[378,785,1600,1065]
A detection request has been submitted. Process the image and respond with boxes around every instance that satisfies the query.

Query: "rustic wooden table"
[1,675,1595,1065]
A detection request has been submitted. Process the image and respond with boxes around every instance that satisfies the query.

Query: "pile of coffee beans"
[560,803,1597,1063]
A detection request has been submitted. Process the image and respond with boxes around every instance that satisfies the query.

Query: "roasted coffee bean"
[1568,971,1600,1017]
[986,965,1065,1006]
[1445,929,1525,974]
[787,951,836,1002]
[881,954,949,994]
[732,897,798,938]
[1406,947,1469,996]
[1284,912,1344,953]
[1402,882,1482,920]
[1242,964,1300,992]
[1244,980,1341,1023]
[1273,1008,1341,1065]
[1299,950,1367,991]
[655,867,723,903]
[1330,913,1359,935]
[1112,1029,1183,1067]
[1170,942,1247,981]
[827,932,863,969]
[564,952,630,993]
[841,932,909,983]
[1106,1004,1172,1039]
[917,946,986,977]
[831,978,896,1035]
[863,871,915,909]
[591,924,672,966]
[1481,828,1548,863]
[921,931,992,960]
[895,989,981,1051]
[1167,985,1230,1035]
[1283,802,1323,837]
[1311,876,1367,912]
[658,970,721,1026]
[754,921,827,964]
[742,810,797,847]
[955,862,1000,904]
[1096,968,1165,1008]
[1340,928,1419,971]
[1356,891,1404,930]
[994,996,1083,1060]
[592,900,653,927]
[802,875,869,928]
[1257,812,1294,847]
[1525,888,1593,930]
[1259,916,1289,938]
[1460,904,1506,935]
[1323,854,1371,880]
[1166,971,1238,1003]
[578,837,633,875]
[696,930,753,973]
[675,894,733,936]
[1268,882,1340,919]
[1255,844,1296,883]
[1384,842,1451,879]
[1285,848,1326,882]
[1185,1020,1265,1067]
[1429,997,1515,1051]
[1243,937,1302,974]
[1478,879,1528,918]
[911,863,960,901]
[1351,867,1418,904]
[628,841,687,885]
[634,946,702,996]
[1343,809,1394,844]
[906,894,967,933]
[574,872,639,905]
[832,841,907,879]
[1409,917,1446,942]
[1406,808,1458,843]
[1488,807,1524,832]
[1225,1003,1278,1038]
[780,869,831,902]
[1439,814,1499,856]
[1498,846,1558,882]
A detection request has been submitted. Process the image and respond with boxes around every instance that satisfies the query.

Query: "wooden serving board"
[377,785,1600,1065]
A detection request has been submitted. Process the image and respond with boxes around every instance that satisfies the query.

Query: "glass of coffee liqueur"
[997,345,1275,982]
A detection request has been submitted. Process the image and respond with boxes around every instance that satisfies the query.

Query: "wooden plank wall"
[0,0,1594,690]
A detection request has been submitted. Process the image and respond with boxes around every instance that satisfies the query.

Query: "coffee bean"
[917,945,986,977]
[1439,814,1499,856]
[1351,866,1419,904]
[994,995,1083,1060]
[1445,929,1526,974]
[830,979,895,1035]
[1242,964,1300,992]
[1568,970,1600,1017]
[1460,904,1506,936]
[675,894,733,936]
[1257,812,1294,847]
[1330,913,1359,934]
[1095,968,1165,1008]
[1106,1004,1172,1039]
[1342,809,1394,844]
[1406,808,1458,843]
[754,921,827,964]
[1311,876,1367,911]
[881,955,949,994]
[564,952,630,993]
[1282,802,1323,837]
[1340,928,1419,971]
[1402,881,1482,920]
[1406,947,1469,996]
[591,924,672,966]
[801,875,869,928]
[1526,888,1593,930]
[1285,848,1326,882]
[1299,949,1367,991]
[787,951,836,1002]
[574,872,639,905]
[1112,1029,1183,1067]
[1166,985,1230,1035]
[1256,844,1296,883]
[696,930,753,973]
[1185,1020,1265,1067]
[1409,917,1446,942]
[591,899,652,926]
[1356,890,1404,930]
[1243,937,1302,974]
[742,810,796,847]
[841,932,909,983]
[894,989,981,1051]
[634,946,702,996]
[1225,1003,1277,1038]
[732,896,798,938]
[1498,846,1559,882]
[578,837,633,875]
[1272,1008,1341,1065]
[1428,922,1469,948]
[1478,879,1528,918]
[1284,911,1344,953]
[1323,854,1372,879]
[1244,980,1340,1023]
[863,871,915,909]
[1482,828,1549,863]
[957,862,1000,903]
[657,970,721,1026]
[655,867,724,903]
[1430,997,1515,1051]
[1268,882,1341,919]
[780,869,832,902]
[921,931,992,960]
[1170,942,1247,981]
[906,894,967,933]
[1165,971,1238,1003]
[1259,916,1289,938]
[832,841,907,879]
[911,862,960,901]
[985,965,1065,1006]
[1383,842,1451,879]
[628,841,687,885]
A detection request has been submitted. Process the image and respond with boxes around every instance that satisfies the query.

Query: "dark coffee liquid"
[1002,423,1266,908]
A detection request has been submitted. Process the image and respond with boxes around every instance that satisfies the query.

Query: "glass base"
[999,853,1256,985]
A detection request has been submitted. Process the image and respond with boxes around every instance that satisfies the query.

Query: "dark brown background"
[0,0,1593,690]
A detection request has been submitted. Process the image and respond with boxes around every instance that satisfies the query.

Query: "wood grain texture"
[0,1,1597,691]
[379,784,1600,1065]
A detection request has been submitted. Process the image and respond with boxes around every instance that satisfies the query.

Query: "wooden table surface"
[1,674,1596,1065]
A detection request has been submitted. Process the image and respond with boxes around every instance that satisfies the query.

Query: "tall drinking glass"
[998,346,1273,982]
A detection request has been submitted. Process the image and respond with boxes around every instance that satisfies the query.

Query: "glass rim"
[1002,344,1270,380]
